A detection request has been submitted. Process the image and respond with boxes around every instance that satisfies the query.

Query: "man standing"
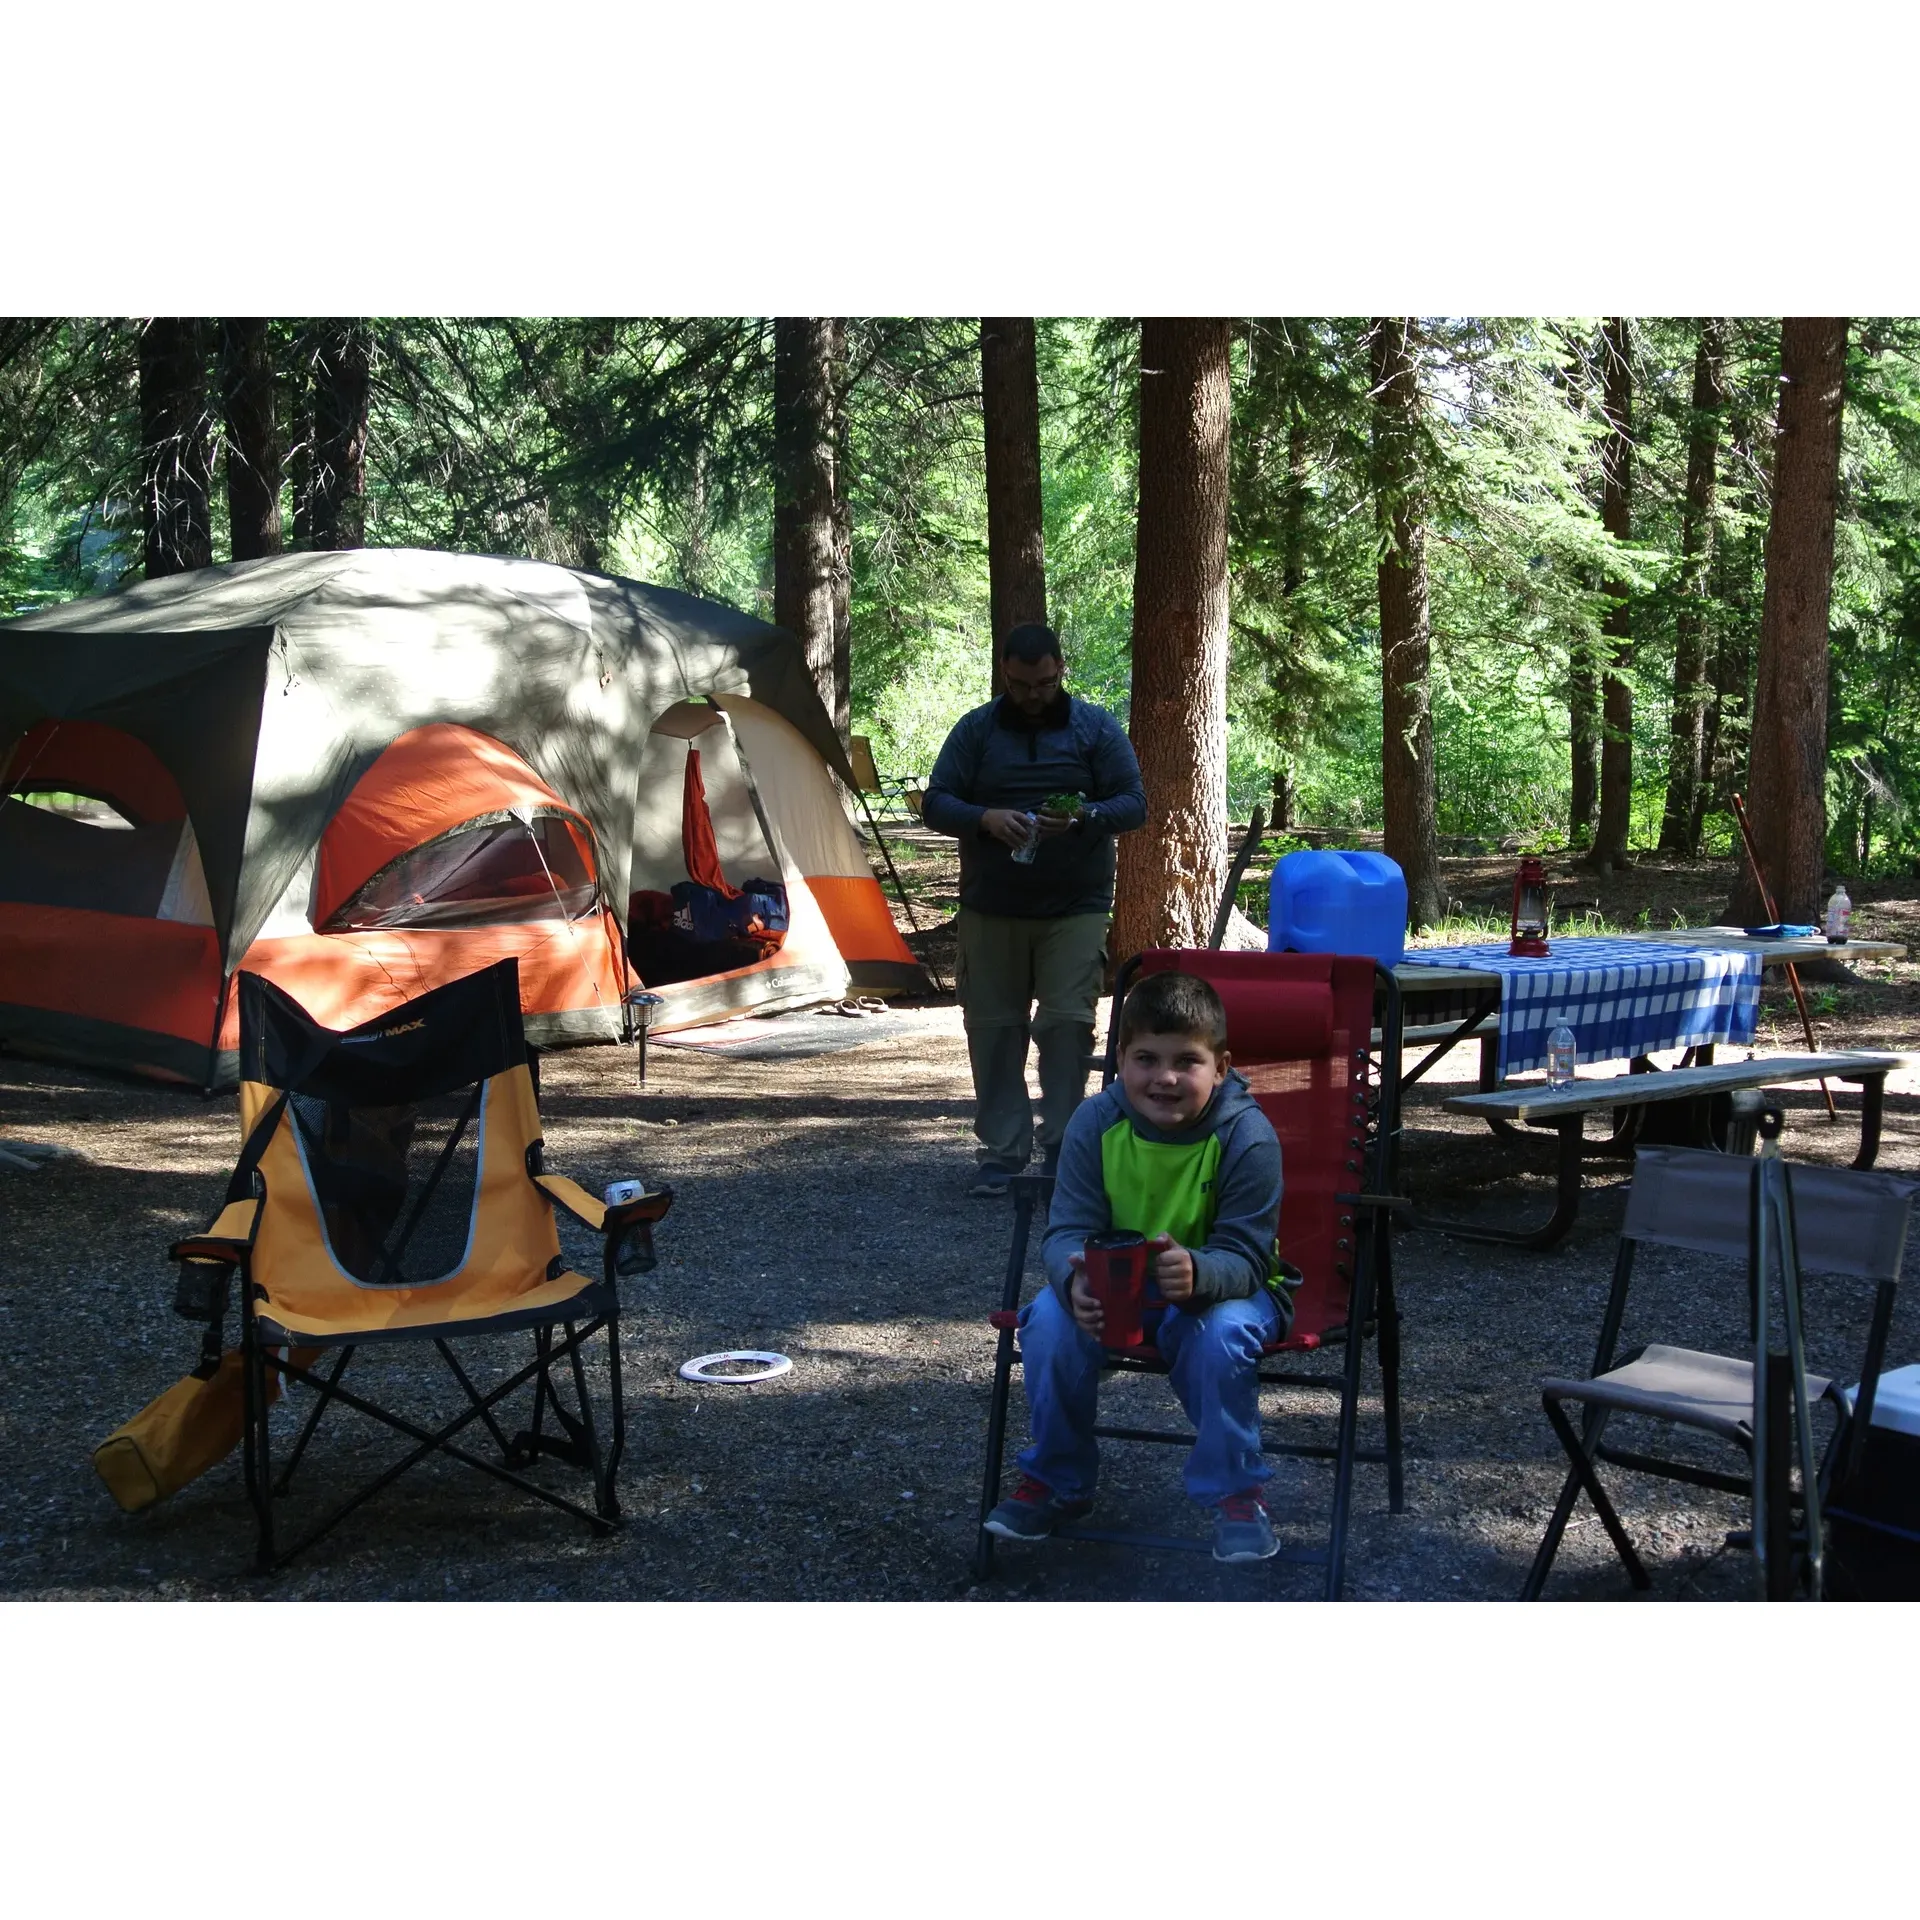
[923,623,1146,1196]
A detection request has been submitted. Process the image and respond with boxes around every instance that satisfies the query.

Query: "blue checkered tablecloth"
[1400,938,1762,1078]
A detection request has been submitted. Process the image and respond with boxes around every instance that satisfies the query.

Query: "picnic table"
[1386,929,1908,1249]
[1393,928,1904,1088]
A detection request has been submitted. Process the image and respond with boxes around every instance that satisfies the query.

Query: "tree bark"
[1367,317,1442,929]
[829,317,853,740]
[1569,642,1599,842]
[1562,342,1598,844]
[1728,317,1850,925]
[1273,392,1309,822]
[138,317,214,578]
[220,318,282,561]
[1693,542,1749,850]
[1111,319,1232,962]
[288,325,316,550]
[1659,319,1726,853]
[773,316,842,742]
[1592,316,1634,869]
[981,317,1048,694]
[309,319,371,550]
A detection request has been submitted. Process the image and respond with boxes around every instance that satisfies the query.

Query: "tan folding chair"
[169,958,671,1572]
[1520,1139,1916,1599]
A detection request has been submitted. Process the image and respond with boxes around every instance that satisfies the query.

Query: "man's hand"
[1067,1253,1104,1336]
[1032,808,1077,839]
[981,808,1036,850]
[1148,1233,1195,1304]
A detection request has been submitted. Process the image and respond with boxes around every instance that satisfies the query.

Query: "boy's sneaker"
[968,1163,1014,1199]
[1212,1491,1279,1564]
[983,1475,1093,1541]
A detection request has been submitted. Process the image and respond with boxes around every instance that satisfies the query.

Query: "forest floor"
[3,847,1917,1604]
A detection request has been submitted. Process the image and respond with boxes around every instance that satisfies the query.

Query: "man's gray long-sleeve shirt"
[921,693,1146,919]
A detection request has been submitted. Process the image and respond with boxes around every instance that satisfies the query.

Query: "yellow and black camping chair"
[164,958,671,1572]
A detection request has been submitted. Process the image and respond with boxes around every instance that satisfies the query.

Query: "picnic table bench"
[1419,1049,1909,1250]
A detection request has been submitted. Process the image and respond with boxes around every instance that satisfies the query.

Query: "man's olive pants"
[953,907,1109,1170]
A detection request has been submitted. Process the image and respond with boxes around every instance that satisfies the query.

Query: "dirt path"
[3,854,1915,1603]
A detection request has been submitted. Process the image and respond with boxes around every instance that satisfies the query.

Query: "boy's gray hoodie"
[1039,1069,1289,1334]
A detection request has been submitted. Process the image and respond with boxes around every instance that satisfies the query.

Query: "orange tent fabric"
[313,723,596,929]
[680,749,739,898]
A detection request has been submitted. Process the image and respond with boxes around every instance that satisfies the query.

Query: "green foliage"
[9,313,1920,882]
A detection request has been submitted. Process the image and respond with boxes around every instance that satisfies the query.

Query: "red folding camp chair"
[972,949,1406,1599]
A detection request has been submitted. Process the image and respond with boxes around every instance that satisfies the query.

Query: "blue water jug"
[1268,850,1408,968]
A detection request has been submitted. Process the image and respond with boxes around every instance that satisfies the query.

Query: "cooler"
[1827,1362,1920,1600]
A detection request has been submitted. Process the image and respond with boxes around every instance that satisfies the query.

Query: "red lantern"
[1510,857,1550,958]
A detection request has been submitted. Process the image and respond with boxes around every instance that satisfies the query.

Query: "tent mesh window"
[0,794,178,914]
[287,1083,485,1285]
[326,813,597,932]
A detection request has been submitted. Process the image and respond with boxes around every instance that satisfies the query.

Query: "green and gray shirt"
[1040,1069,1289,1331]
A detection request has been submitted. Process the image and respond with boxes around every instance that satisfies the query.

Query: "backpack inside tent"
[0,549,925,1087]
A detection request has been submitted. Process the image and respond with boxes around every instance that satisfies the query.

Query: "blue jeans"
[1015,1284,1282,1506]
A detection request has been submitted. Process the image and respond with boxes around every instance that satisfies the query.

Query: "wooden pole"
[1210,806,1268,950]
[1731,792,1836,1120]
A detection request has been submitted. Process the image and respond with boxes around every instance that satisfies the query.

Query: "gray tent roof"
[0,548,851,969]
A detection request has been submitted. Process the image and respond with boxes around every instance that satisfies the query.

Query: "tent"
[0,548,924,1087]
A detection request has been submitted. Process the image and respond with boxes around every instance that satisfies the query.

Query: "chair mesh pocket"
[289,1082,484,1285]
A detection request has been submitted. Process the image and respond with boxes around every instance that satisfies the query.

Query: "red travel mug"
[1083,1231,1150,1349]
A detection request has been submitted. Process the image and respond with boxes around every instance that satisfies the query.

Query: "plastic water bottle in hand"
[1010,812,1040,864]
[1547,1025,1577,1087]
[1824,882,1853,944]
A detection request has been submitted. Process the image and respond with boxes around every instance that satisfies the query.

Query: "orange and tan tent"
[0,549,924,1085]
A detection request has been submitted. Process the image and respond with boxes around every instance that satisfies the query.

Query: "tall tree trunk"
[1111,319,1232,961]
[138,317,214,578]
[309,319,371,550]
[1693,517,1749,847]
[1367,317,1442,929]
[1659,319,1726,853]
[1728,317,1850,925]
[220,318,282,561]
[1273,391,1309,824]
[981,317,1048,696]
[1592,316,1634,869]
[773,316,842,742]
[288,325,316,550]
[828,318,853,740]
[1561,342,1598,844]
[1569,643,1599,842]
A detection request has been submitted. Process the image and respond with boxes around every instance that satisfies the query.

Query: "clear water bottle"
[1824,882,1852,944]
[1547,1024,1577,1087]
[1010,812,1039,864]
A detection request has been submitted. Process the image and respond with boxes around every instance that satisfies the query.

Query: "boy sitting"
[984,969,1290,1564]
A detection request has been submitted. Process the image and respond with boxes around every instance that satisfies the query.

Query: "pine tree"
[1367,317,1442,927]
[309,320,371,550]
[137,318,213,578]
[981,317,1047,690]
[774,316,842,741]
[1729,317,1850,924]
[220,318,282,561]
[1592,317,1634,869]
[1112,319,1232,959]
[1659,319,1726,852]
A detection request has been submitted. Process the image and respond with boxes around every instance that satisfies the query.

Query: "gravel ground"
[4,860,1917,1604]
